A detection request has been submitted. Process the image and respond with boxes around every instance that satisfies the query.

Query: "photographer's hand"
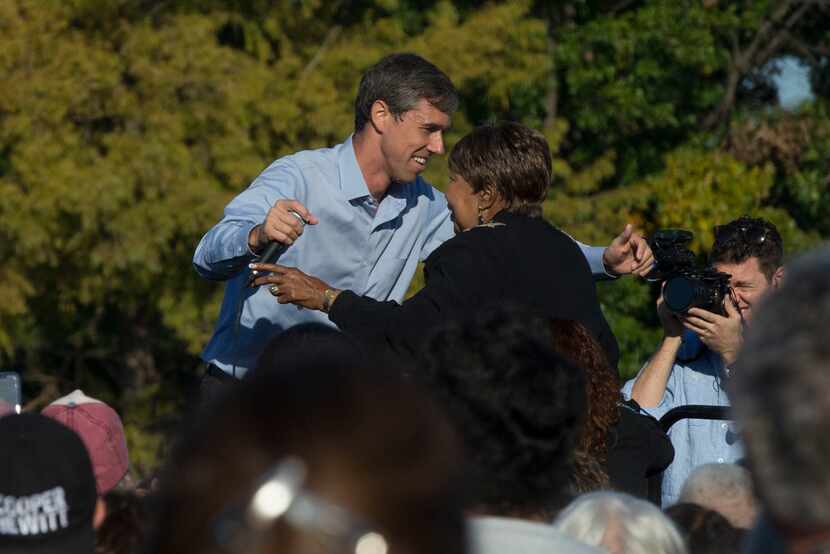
[683,300,743,366]
[657,293,684,338]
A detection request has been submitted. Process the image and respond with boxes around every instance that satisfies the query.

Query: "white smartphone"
[0,372,21,416]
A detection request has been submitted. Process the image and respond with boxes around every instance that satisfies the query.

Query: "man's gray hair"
[553,491,687,554]
[678,463,757,528]
[730,244,830,528]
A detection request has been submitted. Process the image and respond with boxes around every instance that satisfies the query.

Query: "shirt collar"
[338,135,372,201]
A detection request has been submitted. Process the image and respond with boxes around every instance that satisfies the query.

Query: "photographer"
[623,216,784,507]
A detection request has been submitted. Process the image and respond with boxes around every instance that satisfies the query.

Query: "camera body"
[649,230,731,315]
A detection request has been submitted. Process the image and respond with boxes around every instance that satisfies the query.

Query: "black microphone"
[247,211,307,287]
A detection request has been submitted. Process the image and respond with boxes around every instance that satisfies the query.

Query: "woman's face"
[446,172,480,232]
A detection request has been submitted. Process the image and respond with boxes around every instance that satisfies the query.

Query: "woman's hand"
[249,263,332,311]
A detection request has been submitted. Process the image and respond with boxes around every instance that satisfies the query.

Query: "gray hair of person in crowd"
[146,324,467,554]
[678,463,758,529]
[730,245,830,530]
[553,491,688,554]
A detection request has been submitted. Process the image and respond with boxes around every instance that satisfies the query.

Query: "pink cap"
[42,389,129,494]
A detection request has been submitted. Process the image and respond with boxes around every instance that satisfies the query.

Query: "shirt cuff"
[585,246,618,281]
[241,222,262,259]
[328,290,358,328]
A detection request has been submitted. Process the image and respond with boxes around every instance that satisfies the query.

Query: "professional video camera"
[649,230,732,315]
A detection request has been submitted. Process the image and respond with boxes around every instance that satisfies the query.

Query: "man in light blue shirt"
[194,53,653,383]
[623,216,784,506]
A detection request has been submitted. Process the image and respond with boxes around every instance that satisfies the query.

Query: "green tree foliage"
[1,0,828,471]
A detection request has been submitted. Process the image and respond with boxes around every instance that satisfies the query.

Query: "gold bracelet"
[322,288,339,313]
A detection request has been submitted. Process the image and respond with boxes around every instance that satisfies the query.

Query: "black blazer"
[330,211,619,368]
[607,400,675,499]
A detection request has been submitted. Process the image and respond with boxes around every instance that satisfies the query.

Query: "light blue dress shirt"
[622,331,743,507]
[194,136,610,376]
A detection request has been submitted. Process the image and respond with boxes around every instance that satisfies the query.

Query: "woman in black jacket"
[250,122,620,367]
[550,319,674,498]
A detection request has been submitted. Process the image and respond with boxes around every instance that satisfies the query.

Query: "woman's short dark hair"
[354,53,458,132]
[448,121,552,217]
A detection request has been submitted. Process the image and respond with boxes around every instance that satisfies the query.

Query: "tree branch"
[735,0,798,72]
[703,1,816,130]
[299,25,342,83]
[755,1,814,66]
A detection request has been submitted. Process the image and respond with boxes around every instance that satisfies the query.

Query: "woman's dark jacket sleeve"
[329,213,619,367]
[329,239,479,357]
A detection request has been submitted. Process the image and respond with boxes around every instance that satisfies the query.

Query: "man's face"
[713,257,779,323]
[378,99,450,183]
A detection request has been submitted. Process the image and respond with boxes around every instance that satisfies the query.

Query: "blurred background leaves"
[1,0,828,474]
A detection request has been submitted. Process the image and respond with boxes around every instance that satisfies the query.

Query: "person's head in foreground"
[148,324,466,554]
[446,121,552,232]
[730,245,830,552]
[420,305,585,520]
[665,502,745,554]
[0,412,104,554]
[678,463,757,529]
[553,491,688,554]
[94,489,148,554]
[41,389,131,495]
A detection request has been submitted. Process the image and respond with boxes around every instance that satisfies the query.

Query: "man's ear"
[369,99,390,133]
[771,266,784,289]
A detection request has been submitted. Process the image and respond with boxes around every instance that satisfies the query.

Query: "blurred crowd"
[2,239,829,554]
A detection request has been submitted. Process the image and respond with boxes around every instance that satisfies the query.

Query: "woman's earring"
[477,207,485,225]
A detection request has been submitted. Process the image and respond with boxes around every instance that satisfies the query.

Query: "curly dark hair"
[549,319,621,493]
[709,215,783,281]
[419,305,586,518]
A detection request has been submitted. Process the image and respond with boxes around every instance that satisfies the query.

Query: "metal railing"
[647,405,732,504]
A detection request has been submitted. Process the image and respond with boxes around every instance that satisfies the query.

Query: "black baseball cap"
[0,412,97,554]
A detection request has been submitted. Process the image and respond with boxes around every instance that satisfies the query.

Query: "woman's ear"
[477,185,496,208]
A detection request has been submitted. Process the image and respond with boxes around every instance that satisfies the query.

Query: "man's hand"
[249,262,333,312]
[682,300,743,366]
[603,224,654,277]
[248,199,319,253]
